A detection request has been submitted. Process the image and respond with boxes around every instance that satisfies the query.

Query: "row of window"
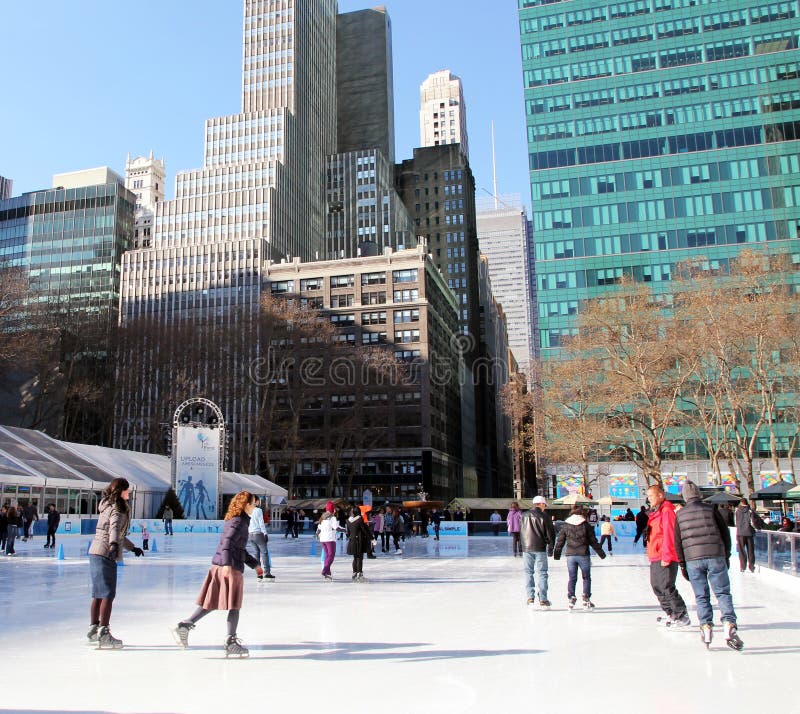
[529,122,800,170]
[535,188,792,231]
[535,220,792,261]
[521,0,793,16]
[271,269,418,294]
[532,154,800,200]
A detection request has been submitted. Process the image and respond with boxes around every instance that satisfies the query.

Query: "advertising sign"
[556,474,583,498]
[174,427,220,520]
[759,471,794,489]
[663,473,687,495]
[608,474,639,500]
[713,472,739,493]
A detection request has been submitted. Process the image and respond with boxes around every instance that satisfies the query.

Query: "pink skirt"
[195,565,244,610]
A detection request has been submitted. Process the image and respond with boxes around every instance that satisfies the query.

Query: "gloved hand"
[132,547,144,557]
[614,537,618,542]
[108,543,119,560]
[256,566,264,578]
[547,547,554,557]
[553,552,561,561]
[680,563,690,581]
[599,550,607,559]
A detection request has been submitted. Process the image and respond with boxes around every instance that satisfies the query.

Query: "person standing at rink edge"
[173,491,263,657]
[507,501,523,557]
[646,484,690,629]
[734,498,763,573]
[88,478,144,649]
[248,496,275,581]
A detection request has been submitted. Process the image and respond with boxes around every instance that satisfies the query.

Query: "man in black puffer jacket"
[675,481,743,651]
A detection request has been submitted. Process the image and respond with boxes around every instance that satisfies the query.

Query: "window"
[395,329,420,344]
[362,331,387,344]
[362,311,387,325]
[330,274,354,288]
[330,313,355,326]
[270,280,293,293]
[300,277,323,291]
[394,289,419,302]
[331,394,356,408]
[331,293,354,308]
[393,269,418,283]
[363,290,386,305]
[393,309,420,323]
[361,271,386,285]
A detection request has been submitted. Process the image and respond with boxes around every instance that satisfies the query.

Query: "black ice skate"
[700,624,713,649]
[96,626,123,650]
[568,596,577,610]
[172,621,195,649]
[724,622,744,651]
[225,635,249,658]
[86,624,99,644]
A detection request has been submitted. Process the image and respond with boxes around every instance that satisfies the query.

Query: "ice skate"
[667,613,691,630]
[96,626,123,650]
[527,598,536,607]
[225,635,249,658]
[568,596,577,610]
[656,615,674,626]
[539,600,552,610]
[724,622,744,651]
[394,549,402,555]
[700,624,713,649]
[323,574,333,581]
[263,573,275,580]
[172,621,194,649]
[582,597,595,610]
[86,624,99,644]
[356,572,365,582]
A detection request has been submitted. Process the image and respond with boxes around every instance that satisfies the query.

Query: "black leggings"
[352,555,363,573]
[512,532,521,555]
[186,607,240,637]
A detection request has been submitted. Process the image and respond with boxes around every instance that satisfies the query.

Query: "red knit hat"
[325,501,335,513]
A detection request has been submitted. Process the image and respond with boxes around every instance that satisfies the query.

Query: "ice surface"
[1,533,798,713]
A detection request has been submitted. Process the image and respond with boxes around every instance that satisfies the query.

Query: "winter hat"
[325,501,335,513]
[682,481,702,502]
[532,496,547,505]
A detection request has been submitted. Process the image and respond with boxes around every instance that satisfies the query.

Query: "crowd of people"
[1,502,61,555]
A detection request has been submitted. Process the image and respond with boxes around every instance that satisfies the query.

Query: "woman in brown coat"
[87,478,144,648]
[173,491,262,657]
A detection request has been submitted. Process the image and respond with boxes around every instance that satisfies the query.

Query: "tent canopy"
[750,481,795,499]
[703,492,742,504]
[287,498,348,511]
[445,497,533,512]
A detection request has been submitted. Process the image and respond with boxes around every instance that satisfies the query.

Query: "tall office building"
[125,152,165,249]
[326,8,413,259]
[419,70,470,159]
[117,0,338,463]
[476,194,535,375]
[0,176,12,201]
[519,0,800,356]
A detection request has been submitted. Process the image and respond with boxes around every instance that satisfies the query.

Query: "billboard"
[174,427,221,520]
[556,474,583,498]
[608,474,639,500]
[759,471,794,489]
[663,473,687,495]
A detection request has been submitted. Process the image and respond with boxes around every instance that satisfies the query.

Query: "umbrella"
[552,493,598,506]
[787,485,800,501]
[750,481,795,499]
[663,492,684,504]
[703,492,742,505]
[598,496,629,506]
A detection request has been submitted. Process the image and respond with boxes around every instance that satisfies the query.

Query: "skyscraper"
[519,0,800,356]
[419,70,470,159]
[125,152,164,249]
[476,194,535,374]
[0,175,11,201]
[117,0,338,463]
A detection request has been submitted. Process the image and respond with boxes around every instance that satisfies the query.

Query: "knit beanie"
[681,481,702,502]
[325,501,335,513]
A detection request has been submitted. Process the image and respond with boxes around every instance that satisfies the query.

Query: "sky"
[1,1,529,211]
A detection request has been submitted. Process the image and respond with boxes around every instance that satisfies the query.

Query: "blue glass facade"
[0,183,134,316]
[519,0,800,353]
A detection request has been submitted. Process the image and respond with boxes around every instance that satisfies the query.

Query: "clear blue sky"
[1,1,529,211]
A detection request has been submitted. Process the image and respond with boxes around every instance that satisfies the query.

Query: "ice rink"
[2,532,798,714]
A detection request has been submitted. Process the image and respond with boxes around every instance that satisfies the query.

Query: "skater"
[248,497,274,580]
[45,504,60,549]
[317,501,343,579]
[646,484,690,628]
[4,505,20,555]
[346,506,372,580]
[734,499,762,573]
[419,509,429,538]
[391,506,404,554]
[554,505,606,608]
[490,509,502,536]
[22,502,38,541]
[381,505,394,553]
[430,508,441,540]
[163,505,174,536]
[173,490,263,657]
[0,505,7,553]
[88,478,144,648]
[520,496,555,608]
[675,481,743,651]
[141,525,150,551]
[507,502,523,556]
[284,508,295,538]
[599,516,617,555]
[633,505,649,547]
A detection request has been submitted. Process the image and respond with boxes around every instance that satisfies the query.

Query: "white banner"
[174,427,220,520]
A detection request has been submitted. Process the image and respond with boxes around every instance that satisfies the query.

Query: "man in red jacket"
[646,484,689,628]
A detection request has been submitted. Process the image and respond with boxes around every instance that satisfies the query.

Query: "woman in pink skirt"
[172,491,263,657]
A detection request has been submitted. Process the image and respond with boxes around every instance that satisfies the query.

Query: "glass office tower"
[519,0,800,354]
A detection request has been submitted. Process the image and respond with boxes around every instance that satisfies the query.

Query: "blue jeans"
[5,525,18,554]
[523,551,549,601]
[686,557,736,626]
[567,555,592,599]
